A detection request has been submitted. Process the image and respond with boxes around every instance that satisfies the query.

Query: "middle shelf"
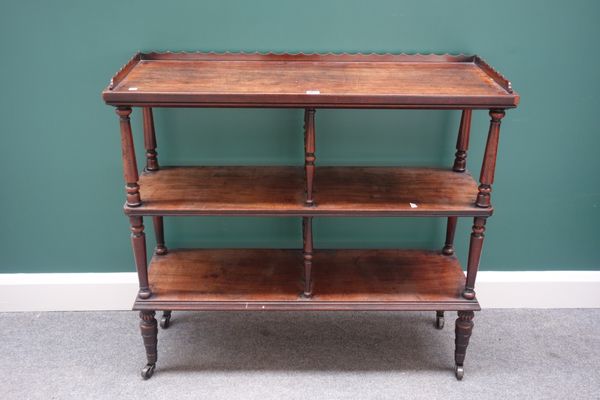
[126,166,491,217]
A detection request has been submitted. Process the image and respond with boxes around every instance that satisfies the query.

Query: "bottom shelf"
[135,249,479,311]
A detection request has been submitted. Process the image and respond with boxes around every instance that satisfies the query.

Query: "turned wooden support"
[453,109,472,172]
[142,109,167,256]
[443,110,472,256]
[139,311,158,365]
[442,216,457,256]
[142,107,159,172]
[116,107,141,207]
[462,217,486,300]
[476,110,505,208]
[152,216,168,255]
[304,108,316,206]
[130,216,151,299]
[455,311,475,367]
[302,216,314,297]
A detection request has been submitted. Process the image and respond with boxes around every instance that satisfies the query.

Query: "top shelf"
[102,52,519,109]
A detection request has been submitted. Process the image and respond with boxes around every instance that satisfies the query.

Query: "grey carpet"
[1,309,599,399]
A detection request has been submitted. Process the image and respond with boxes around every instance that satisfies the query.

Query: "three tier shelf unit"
[102,52,519,380]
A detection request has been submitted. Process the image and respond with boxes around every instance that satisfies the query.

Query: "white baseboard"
[0,271,599,312]
[475,271,600,308]
[0,273,138,312]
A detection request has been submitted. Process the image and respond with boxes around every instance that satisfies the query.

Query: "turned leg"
[139,311,158,380]
[304,108,316,206]
[461,110,503,299]
[476,110,505,208]
[160,310,172,329]
[116,107,141,207]
[302,217,314,297]
[152,216,168,256]
[142,107,159,171]
[130,216,151,299]
[435,310,445,329]
[452,109,472,173]
[454,311,475,380]
[444,109,472,255]
[442,217,457,255]
[462,217,486,300]
[142,107,168,256]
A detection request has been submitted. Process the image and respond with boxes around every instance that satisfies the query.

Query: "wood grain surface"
[134,248,479,311]
[128,166,490,217]
[103,53,518,108]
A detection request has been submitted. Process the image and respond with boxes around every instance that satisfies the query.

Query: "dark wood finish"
[132,166,301,215]
[152,216,167,256]
[143,107,166,257]
[139,310,158,379]
[442,216,458,255]
[476,110,505,208]
[473,56,514,94]
[103,52,519,379]
[116,107,141,207]
[454,310,475,379]
[129,216,151,299]
[142,107,159,172]
[133,248,480,311]
[304,109,316,206]
[126,166,490,217]
[302,217,314,297]
[452,109,472,172]
[102,52,519,108]
[444,109,473,256]
[108,52,142,90]
[462,217,487,300]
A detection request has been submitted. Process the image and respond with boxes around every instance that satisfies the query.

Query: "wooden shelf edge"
[103,95,519,109]
[133,300,481,312]
[123,207,493,218]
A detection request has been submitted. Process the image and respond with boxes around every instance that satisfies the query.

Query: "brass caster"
[435,315,445,330]
[455,364,464,380]
[435,311,444,329]
[462,289,476,300]
[138,289,152,300]
[141,363,155,380]
[160,312,171,329]
[442,245,454,256]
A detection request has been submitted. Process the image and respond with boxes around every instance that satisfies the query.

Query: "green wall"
[1,0,599,273]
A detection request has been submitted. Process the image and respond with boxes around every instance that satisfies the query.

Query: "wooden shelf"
[103,52,519,108]
[127,166,490,217]
[102,51,519,379]
[134,248,480,311]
